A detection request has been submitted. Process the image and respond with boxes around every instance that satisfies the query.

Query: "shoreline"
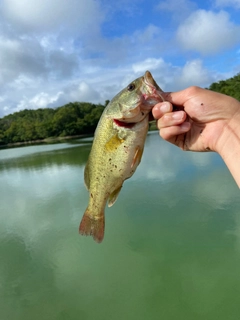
[0,134,91,149]
[0,127,158,149]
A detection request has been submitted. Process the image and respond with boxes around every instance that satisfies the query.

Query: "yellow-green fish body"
[80,71,163,242]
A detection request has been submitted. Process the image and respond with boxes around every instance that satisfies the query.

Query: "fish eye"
[127,83,135,91]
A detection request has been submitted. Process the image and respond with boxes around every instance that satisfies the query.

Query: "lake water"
[0,132,240,320]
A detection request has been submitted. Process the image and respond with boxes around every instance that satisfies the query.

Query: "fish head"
[106,71,164,124]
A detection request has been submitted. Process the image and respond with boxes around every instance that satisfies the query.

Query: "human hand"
[152,86,240,154]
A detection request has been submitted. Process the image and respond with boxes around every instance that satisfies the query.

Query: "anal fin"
[108,186,122,207]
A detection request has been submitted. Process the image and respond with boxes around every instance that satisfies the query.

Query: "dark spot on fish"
[115,165,117,168]
[91,193,93,198]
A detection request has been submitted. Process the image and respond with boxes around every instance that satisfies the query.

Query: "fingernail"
[159,103,170,113]
[172,111,184,120]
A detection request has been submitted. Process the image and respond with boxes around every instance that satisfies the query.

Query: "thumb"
[160,91,186,111]
[160,91,185,105]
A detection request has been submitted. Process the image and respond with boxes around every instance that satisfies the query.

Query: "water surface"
[0,132,240,320]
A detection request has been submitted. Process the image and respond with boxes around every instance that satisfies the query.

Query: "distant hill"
[0,102,105,145]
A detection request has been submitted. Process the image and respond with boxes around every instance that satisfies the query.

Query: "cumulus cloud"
[28,92,63,109]
[177,10,240,54]
[0,0,104,36]
[174,60,215,89]
[132,58,166,74]
[0,37,46,85]
[66,81,101,103]
[132,59,215,92]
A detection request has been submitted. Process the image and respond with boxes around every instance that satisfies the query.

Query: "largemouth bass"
[79,71,163,243]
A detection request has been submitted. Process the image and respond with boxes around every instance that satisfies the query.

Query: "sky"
[0,0,239,117]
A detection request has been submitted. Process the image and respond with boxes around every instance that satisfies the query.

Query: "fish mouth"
[144,71,160,90]
[143,71,164,105]
[113,119,136,128]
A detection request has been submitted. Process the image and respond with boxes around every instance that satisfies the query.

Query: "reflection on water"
[0,132,240,320]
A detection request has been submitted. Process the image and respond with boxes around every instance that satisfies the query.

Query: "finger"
[152,102,173,119]
[157,111,187,129]
[159,122,191,142]
[161,87,202,106]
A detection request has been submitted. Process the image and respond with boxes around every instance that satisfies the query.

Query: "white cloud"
[132,58,166,74]
[68,81,101,103]
[30,92,64,109]
[157,0,197,20]
[132,58,215,92]
[0,0,104,36]
[174,60,214,89]
[133,24,161,44]
[215,0,240,8]
[15,91,63,112]
[177,10,240,54]
[0,37,46,85]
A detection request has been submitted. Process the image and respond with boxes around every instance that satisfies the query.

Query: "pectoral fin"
[108,186,122,207]
[131,146,143,168]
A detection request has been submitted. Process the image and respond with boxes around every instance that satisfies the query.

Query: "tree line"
[0,101,107,145]
[209,73,240,100]
[0,73,239,145]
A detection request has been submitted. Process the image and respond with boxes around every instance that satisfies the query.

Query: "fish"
[79,71,164,243]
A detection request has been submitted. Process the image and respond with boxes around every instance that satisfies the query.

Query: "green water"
[0,132,240,320]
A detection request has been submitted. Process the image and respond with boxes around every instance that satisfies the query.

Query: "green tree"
[209,73,240,100]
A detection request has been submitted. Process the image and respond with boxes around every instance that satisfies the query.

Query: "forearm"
[216,116,240,188]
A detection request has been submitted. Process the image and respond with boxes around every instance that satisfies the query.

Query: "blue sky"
[0,0,239,117]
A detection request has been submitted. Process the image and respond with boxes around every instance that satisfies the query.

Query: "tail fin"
[79,209,105,243]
